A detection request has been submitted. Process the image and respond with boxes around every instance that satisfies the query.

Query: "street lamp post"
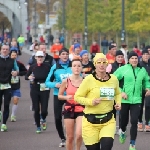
[25,0,30,45]
[84,0,88,50]
[121,0,125,43]
[33,0,37,39]
[46,0,50,25]
[18,0,22,34]
[62,0,65,44]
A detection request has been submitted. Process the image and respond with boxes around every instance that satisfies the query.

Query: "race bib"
[100,87,115,100]
[0,83,11,90]
[40,83,49,91]
[11,76,19,84]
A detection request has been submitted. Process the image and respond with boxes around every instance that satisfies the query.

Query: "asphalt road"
[0,49,149,150]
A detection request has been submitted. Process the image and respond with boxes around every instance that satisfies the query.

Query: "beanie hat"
[116,50,124,57]
[142,49,149,55]
[80,50,88,57]
[93,53,108,66]
[74,43,80,50]
[128,51,138,60]
[59,48,69,55]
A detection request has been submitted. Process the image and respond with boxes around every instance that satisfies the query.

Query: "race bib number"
[40,83,49,91]
[0,83,11,90]
[11,76,19,84]
[100,87,114,100]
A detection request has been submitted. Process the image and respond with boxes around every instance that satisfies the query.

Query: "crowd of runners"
[0,36,150,150]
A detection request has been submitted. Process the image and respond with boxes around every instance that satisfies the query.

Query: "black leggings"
[54,95,66,140]
[85,137,114,150]
[138,92,145,123]
[0,89,12,124]
[120,104,141,140]
[30,87,50,127]
[145,106,150,125]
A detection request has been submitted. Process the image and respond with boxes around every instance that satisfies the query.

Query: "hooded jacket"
[114,64,150,104]
[45,61,72,95]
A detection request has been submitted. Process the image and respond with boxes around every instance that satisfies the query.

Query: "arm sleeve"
[114,79,121,105]
[45,64,58,88]
[25,66,32,80]
[50,45,55,53]
[74,77,93,106]
[19,63,27,76]
[13,60,19,71]
[143,69,150,90]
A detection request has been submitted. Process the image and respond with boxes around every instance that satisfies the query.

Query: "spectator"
[101,37,108,54]
[133,45,142,57]
[49,34,54,46]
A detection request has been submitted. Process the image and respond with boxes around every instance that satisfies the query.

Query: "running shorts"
[11,89,21,98]
[82,115,116,145]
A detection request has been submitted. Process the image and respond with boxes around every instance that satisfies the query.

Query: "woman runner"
[25,51,50,133]
[58,59,84,150]
[74,53,121,150]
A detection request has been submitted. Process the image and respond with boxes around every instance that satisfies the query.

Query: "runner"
[69,43,81,61]
[27,43,54,124]
[106,45,116,64]
[0,44,19,132]
[10,50,27,122]
[28,43,54,68]
[50,38,63,62]
[114,51,150,150]
[80,50,94,77]
[138,49,150,132]
[58,59,84,150]
[45,48,72,147]
[69,40,82,54]
[25,51,50,133]
[17,34,25,51]
[74,53,121,150]
[106,50,124,135]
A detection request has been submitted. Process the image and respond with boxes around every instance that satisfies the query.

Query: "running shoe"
[59,139,66,147]
[42,121,47,130]
[11,116,16,122]
[0,111,2,122]
[1,124,7,132]
[119,131,126,144]
[137,123,143,132]
[36,127,41,134]
[116,128,122,135]
[144,125,150,132]
[129,144,136,150]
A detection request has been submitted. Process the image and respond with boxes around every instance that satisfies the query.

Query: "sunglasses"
[96,61,108,65]
[37,56,44,58]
